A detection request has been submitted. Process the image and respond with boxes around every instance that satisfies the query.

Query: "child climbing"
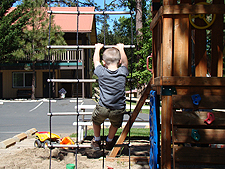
[91,43,129,150]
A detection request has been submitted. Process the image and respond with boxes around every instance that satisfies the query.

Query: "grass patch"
[126,109,149,114]
[70,128,150,138]
[70,133,77,137]
[126,101,150,114]
[125,101,137,105]
[139,109,149,114]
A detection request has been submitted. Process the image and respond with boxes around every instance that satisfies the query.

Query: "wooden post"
[152,0,161,80]
[157,20,162,78]
[174,0,191,76]
[211,0,223,77]
[161,95,173,169]
[152,25,157,80]
[161,1,174,168]
[173,1,191,168]
[174,15,190,76]
[162,17,173,77]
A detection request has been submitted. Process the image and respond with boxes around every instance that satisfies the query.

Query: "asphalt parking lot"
[0,98,97,141]
[0,98,150,142]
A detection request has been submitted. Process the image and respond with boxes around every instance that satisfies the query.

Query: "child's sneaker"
[91,138,101,150]
[105,141,114,150]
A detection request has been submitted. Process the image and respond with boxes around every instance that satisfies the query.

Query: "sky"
[13,0,130,31]
[93,0,130,31]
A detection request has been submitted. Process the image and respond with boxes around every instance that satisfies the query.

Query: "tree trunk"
[136,0,143,39]
[136,0,143,98]
[31,61,36,100]
[31,35,35,100]
[31,15,35,100]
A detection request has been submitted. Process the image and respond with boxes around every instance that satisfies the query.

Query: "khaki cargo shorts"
[91,104,126,128]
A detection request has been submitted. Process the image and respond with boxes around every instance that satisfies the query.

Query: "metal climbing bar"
[128,8,134,168]
[47,45,135,49]
[47,78,134,83]
[47,10,134,15]
[47,1,53,169]
[74,1,79,168]
[102,1,106,167]
[47,143,133,149]
[47,79,97,83]
[48,144,91,148]
[47,112,92,116]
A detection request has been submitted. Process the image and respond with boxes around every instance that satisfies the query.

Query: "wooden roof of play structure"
[109,1,225,168]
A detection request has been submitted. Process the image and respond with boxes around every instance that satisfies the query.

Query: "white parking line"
[0,99,57,103]
[29,102,43,112]
[69,100,83,103]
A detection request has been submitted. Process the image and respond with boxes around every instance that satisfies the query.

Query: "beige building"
[0,7,97,99]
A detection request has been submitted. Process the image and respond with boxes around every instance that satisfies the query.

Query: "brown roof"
[50,7,95,33]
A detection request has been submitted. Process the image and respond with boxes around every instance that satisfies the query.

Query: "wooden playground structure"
[109,0,225,168]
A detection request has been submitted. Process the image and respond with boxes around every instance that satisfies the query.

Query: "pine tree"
[0,0,31,62]
[12,0,67,99]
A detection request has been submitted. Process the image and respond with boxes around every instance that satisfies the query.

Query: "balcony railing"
[45,49,83,62]
[16,49,84,62]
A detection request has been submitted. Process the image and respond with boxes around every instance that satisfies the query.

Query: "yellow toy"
[34,131,60,149]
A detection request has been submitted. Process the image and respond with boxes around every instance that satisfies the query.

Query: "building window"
[13,72,34,88]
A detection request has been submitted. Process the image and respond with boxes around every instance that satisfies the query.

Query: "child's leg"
[91,122,101,150]
[105,125,118,150]
[108,125,118,140]
[93,122,101,139]
[91,105,105,141]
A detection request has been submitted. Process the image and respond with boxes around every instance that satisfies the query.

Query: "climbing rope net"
[47,0,135,169]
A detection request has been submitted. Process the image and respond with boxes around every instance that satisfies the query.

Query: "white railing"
[16,49,83,62]
[46,49,83,62]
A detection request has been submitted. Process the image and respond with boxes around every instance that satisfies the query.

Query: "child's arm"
[93,43,104,68]
[116,43,128,69]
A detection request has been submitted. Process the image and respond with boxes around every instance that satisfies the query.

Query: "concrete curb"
[25,128,38,136]
[0,138,16,149]
[13,133,27,142]
[0,128,37,149]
